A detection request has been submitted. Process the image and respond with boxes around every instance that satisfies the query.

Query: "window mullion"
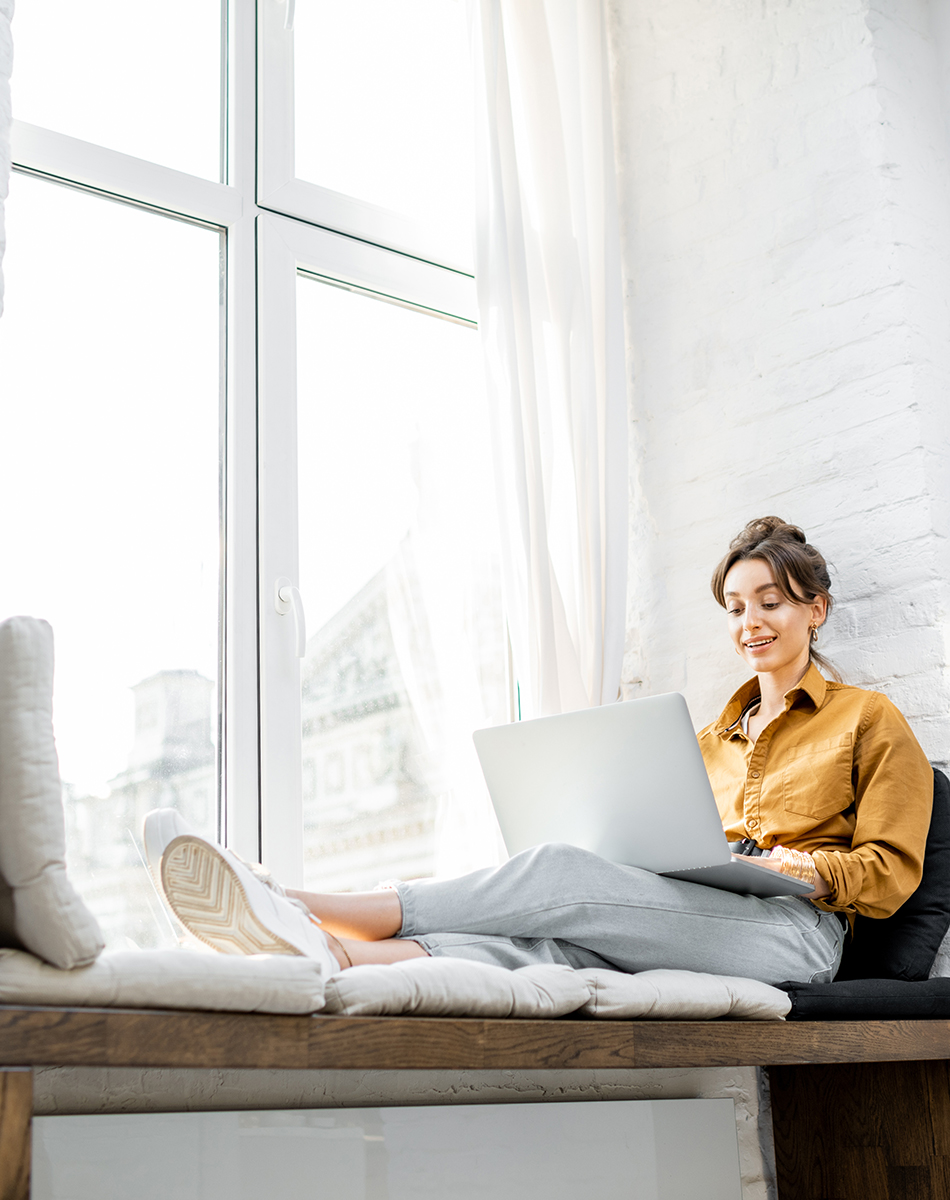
[219,0,265,861]
[222,212,262,862]
[256,214,305,886]
[10,121,241,228]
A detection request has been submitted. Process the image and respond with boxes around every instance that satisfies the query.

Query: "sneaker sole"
[160,835,303,957]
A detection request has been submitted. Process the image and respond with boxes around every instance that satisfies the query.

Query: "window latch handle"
[275,577,306,658]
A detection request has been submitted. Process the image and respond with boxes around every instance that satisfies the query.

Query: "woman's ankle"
[324,931,353,970]
[343,938,429,966]
[285,888,404,942]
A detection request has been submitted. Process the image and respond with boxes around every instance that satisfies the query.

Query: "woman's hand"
[731,851,832,899]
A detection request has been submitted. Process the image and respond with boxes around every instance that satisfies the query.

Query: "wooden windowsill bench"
[2,1004,949,1199]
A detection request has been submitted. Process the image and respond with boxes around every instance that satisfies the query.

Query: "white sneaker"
[143,809,298,904]
[141,810,340,977]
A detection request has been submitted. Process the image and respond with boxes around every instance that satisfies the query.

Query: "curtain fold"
[384,393,509,877]
[0,0,12,318]
[386,533,507,878]
[471,0,627,720]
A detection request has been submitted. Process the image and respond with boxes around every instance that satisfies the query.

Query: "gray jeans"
[395,843,846,985]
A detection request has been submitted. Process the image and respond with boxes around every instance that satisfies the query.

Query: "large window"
[4,0,501,945]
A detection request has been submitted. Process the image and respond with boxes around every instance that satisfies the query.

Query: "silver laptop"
[472,692,812,898]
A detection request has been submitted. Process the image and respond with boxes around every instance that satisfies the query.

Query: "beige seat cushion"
[0,617,104,967]
[323,956,591,1018]
[0,947,326,1013]
[577,968,791,1019]
[0,945,790,1020]
[322,956,791,1020]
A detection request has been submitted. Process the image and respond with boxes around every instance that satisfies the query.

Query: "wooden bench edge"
[0,1005,947,1071]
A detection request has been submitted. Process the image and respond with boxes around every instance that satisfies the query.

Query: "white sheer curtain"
[385,405,509,878]
[387,533,508,878]
[471,0,628,720]
[0,0,12,317]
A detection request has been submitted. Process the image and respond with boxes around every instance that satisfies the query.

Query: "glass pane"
[294,0,474,266]
[0,175,221,950]
[297,279,506,892]
[11,0,221,180]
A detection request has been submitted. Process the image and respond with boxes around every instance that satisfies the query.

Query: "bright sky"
[9,0,221,179]
[0,178,221,796]
[295,0,474,267]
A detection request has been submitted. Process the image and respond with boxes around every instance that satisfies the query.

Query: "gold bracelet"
[772,846,818,888]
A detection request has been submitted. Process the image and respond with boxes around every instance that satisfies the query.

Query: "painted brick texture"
[610,0,950,764]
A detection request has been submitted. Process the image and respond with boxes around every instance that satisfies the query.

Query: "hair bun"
[730,516,806,551]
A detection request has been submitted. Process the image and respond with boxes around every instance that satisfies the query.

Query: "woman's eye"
[728,608,742,616]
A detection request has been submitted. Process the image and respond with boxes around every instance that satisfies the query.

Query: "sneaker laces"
[236,854,321,923]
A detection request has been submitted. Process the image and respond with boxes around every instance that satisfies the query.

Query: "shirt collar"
[712,661,828,737]
[796,661,828,709]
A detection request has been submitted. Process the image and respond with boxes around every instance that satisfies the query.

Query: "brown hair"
[711,516,839,679]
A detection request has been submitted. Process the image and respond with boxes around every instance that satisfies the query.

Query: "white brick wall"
[610,0,950,767]
[606,3,950,1194]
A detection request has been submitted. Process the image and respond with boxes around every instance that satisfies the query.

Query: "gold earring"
[809,623,819,643]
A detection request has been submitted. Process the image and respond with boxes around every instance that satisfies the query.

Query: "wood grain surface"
[3,1008,949,1198]
[769,1060,950,1200]
[0,1069,31,1200]
[0,1005,949,1072]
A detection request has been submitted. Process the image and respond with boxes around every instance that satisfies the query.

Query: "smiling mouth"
[744,636,776,649]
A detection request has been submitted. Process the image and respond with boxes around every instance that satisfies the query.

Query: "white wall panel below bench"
[33,1064,774,1200]
[33,1097,742,1200]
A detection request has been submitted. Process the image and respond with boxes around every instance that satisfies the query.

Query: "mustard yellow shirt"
[698,664,932,918]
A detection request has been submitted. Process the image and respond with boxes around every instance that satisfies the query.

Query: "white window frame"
[9,0,478,883]
[257,215,475,883]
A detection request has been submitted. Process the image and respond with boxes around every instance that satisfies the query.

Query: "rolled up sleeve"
[811,694,932,918]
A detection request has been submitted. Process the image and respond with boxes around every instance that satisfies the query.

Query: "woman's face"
[723,558,827,679]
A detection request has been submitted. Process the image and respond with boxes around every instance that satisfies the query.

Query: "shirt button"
[751,771,760,778]
[748,818,759,829]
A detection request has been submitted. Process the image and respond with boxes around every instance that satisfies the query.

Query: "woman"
[146,518,933,986]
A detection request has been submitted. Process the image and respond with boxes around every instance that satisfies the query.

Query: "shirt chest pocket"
[782,733,854,820]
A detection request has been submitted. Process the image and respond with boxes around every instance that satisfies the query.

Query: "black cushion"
[834,767,950,982]
[778,976,950,1020]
